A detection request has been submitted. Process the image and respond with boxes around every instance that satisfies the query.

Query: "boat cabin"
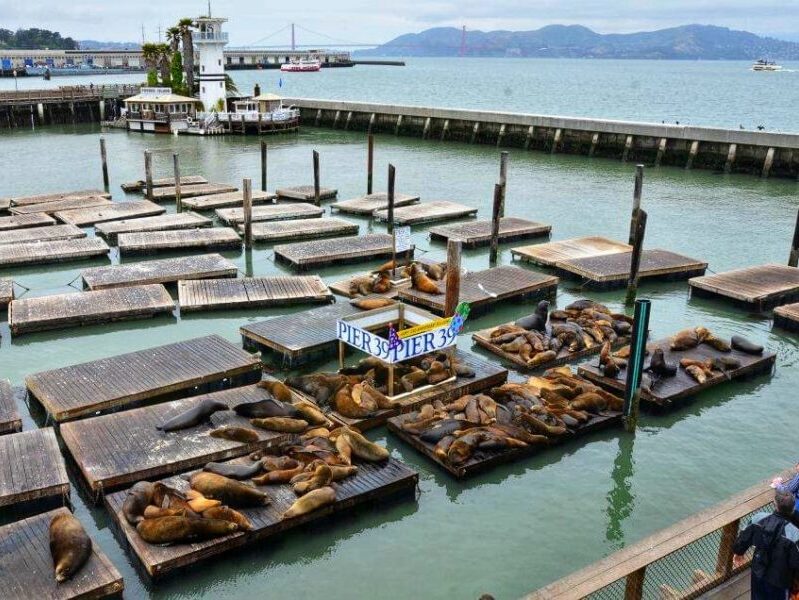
[123,87,202,133]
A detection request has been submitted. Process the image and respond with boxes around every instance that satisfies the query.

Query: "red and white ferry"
[280,58,322,72]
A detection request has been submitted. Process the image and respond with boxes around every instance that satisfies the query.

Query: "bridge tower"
[459,25,467,57]
[194,15,229,111]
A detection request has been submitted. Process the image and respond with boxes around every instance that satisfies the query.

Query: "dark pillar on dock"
[387,164,395,234]
[367,134,374,195]
[144,150,153,201]
[789,209,799,268]
[99,137,109,190]
[628,165,643,246]
[173,153,182,213]
[243,178,253,249]
[260,141,268,192]
[498,151,508,218]
[622,299,651,433]
[489,183,502,265]
[312,150,321,206]
[625,209,648,305]
[445,240,462,317]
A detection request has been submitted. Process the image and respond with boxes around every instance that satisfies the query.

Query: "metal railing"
[0,84,140,105]
[197,109,300,123]
[192,31,229,42]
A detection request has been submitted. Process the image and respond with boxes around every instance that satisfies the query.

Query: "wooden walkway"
[215,203,324,225]
[0,379,22,435]
[9,196,111,216]
[82,253,237,290]
[151,182,237,201]
[0,278,14,308]
[178,276,332,312]
[690,264,799,311]
[122,175,207,192]
[429,217,551,247]
[0,224,85,246]
[26,334,262,422]
[0,238,110,268]
[55,200,165,226]
[246,217,358,243]
[276,185,338,202]
[0,213,56,231]
[374,200,478,225]
[399,265,558,316]
[182,189,276,211]
[95,211,212,244]
[331,192,420,215]
[117,228,241,255]
[61,385,292,494]
[774,302,799,332]
[2,188,110,207]
[512,236,632,267]
[0,428,69,508]
[560,249,707,288]
[275,233,399,270]
[0,508,124,599]
[104,457,417,579]
[9,284,174,335]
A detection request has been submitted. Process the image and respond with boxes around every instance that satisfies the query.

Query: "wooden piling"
[367,134,374,194]
[629,164,643,245]
[525,126,535,150]
[100,137,109,190]
[444,239,462,317]
[589,132,599,157]
[260,141,268,192]
[173,153,182,213]
[762,147,776,178]
[387,164,396,234]
[789,209,799,268]
[489,183,502,265]
[625,209,648,305]
[686,141,699,170]
[242,178,253,249]
[144,150,153,200]
[655,137,667,166]
[724,143,737,174]
[622,135,633,162]
[498,151,509,218]
[313,150,321,206]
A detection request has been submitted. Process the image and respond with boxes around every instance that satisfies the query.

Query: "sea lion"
[702,333,732,352]
[233,398,300,419]
[711,356,742,371]
[261,456,301,472]
[515,300,550,332]
[209,427,260,444]
[185,490,222,513]
[684,364,709,384]
[50,513,92,583]
[420,419,475,443]
[253,464,305,485]
[599,341,621,377]
[250,417,309,433]
[330,384,371,418]
[189,472,270,507]
[400,367,428,392]
[350,297,396,310]
[143,506,190,519]
[203,506,253,531]
[256,380,295,403]
[371,271,392,294]
[292,400,332,426]
[374,259,396,273]
[731,335,764,355]
[151,483,196,515]
[285,374,348,404]
[425,262,447,281]
[136,516,238,544]
[122,481,154,525]
[426,361,451,385]
[157,399,229,432]
[342,428,390,461]
[410,263,442,294]
[349,275,375,296]
[293,463,333,495]
[647,348,678,377]
[335,434,353,465]
[203,460,263,480]
[528,350,557,367]
[283,486,337,519]
[447,431,489,466]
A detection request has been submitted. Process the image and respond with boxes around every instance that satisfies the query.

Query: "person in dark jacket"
[733,490,799,600]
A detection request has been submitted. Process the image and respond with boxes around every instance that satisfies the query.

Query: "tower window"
[218,59,221,66]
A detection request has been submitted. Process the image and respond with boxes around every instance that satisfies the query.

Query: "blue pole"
[623,298,651,432]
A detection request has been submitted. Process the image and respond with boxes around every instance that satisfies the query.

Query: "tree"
[166,26,181,54]
[177,18,195,94]
[141,42,160,86]
[170,51,185,95]
[224,73,238,94]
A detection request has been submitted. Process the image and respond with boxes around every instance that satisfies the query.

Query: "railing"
[197,109,300,124]
[0,84,140,105]
[192,31,229,42]
[526,470,791,600]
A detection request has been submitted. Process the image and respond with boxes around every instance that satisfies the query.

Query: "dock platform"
[55,200,165,226]
[246,217,358,243]
[0,213,57,231]
[151,182,237,201]
[429,217,551,248]
[0,508,124,599]
[179,276,332,312]
[330,192,420,215]
[0,238,110,269]
[3,188,110,207]
[0,224,85,246]
[82,253,238,290]
[1,278,14,308]
[398,265,558,316]
[0,428,69,509]
[689,264,799,311]
[26,334,263,422]
[512,236,632,266]
[276,185,338,202]
[0,379,22,435]
[374,200,478,225]
[774,302,799,332]
[215,203,324,225]
[104,457,417,579]
[9,196,111,216]
[122,175,207,192]
[275,233,401,270]
[9,284,174,335]
[117,227,241,255]
[182,189,276,211]
[560,249,707,288]
[94,211,212,244]
[61,385,294,494]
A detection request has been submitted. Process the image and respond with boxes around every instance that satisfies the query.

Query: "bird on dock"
[757,125,766,131]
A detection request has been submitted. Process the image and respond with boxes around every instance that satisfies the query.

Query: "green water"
[1,122,798,600]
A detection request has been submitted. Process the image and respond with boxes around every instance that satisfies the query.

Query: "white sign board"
[336,319,457,364]
[394,226,412,253]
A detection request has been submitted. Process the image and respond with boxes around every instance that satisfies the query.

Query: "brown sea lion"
[447,431,489,466]
[189,472,270,507]
[333,384,374,418]
[702,333,732,352]
[157,399,229,432]
[151,483,195,515]
[292,400,332,426]
[136,516,238,544]
[293,464,333,495]
[209,427,260,444]
[261,456,302,472]
[684,364,709,384]
[122,481,154,525]
[342,428,390,461]
[202,506,253,531]
[426,361,451,385]
[50,513,92,583]
[410,263,442,294]
[143,506,190,519]
[283,486,337,519]
[670,328,702,351]
[203,460,263,480]
[250,417,309,433]
[185,490,222,513]
[350,297,396,310]
[424,262,447,281]
[599,341,621,377]
[233,398,300,419]
[335,434,353,465]
[372,271,392,293]
[256,380,295,403]
[349,275,375,296]
[528,350,557,367]
[374,259,396,273]
[400,367,428,392]
[253,464,305,485]
[285,374,349,404]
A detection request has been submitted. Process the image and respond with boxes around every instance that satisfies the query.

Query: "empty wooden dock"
[182,189,276,211]
[246,217,358,243]
[9,284,174,335]
[55,200,165,226]
[561,249,707,288]
[117,227,242,255]
[512,236,632,267]
[151,182,237,201]
[690,264,799,311]
[276,184,338,202]
[275,233,401,270]
[0,278,14,308]
[178,276,332,312]
[399,265,558,315]
[0,213,56,231]
[122,175,207,192]
[26,334,263,422]
[0,223,85,246]
[331,192,420,215]
[9,196,112,216]
[2,188,110,207]
[774,302,799,332]
[0,238,110,268]
[374,200,478,225]
[0,379,22,435]
[0,508,124,599]
[0,428,69,508]
[429,217,551,247]
[82,253,237,290]
[215,203,324,225]
[60,385,292,494]
[95,211,213,244]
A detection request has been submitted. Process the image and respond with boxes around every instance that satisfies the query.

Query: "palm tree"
[166,26,181,54]
[141,42,160,85]
[177,18,195,95]
[155,43,172,87]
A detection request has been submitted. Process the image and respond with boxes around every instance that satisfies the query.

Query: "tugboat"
[280,57,321,72]
[752,59,782,71]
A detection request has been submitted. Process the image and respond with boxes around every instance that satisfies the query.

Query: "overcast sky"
[4,0,798,45]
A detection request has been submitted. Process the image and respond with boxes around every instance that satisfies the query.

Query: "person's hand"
[732,554,746,569]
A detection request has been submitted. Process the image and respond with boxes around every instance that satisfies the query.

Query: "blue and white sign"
[337,319,458,364]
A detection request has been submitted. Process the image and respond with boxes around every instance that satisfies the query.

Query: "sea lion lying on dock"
[122,481,155,525]
[409,263,442,294]
[731,335,763,355]
[189,472,271,507]
[157,399,229,432]
[250,417,309,433]
[136,516,238,544]
[202,506,252,531]
[350,297,396,310]
[203,460,263,480]
[255,380,295,403]
[233,397,300,419]
[209,426,260,444]
[283,486,337,519]
[50,513,92,583]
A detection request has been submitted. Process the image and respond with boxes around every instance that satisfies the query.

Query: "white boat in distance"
[280,58,321,72]
[752,59,782,71]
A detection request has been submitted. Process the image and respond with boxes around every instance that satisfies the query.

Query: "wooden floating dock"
[9,284,174,335]
[689,264,799,311]
[0,213,57,232]
[82,253,238,290]
[774,302,799,332]
[0,278,14,308]
[95,211,213,244]
[0,428,69,508]
[117,227,241,255]
[61,385,292,494]
[275,233,402,270]
[122,175,207,192]
[246,217,359,243]
[0,238,110,269]
[2,188,110,207]
[179,276,332,312]
[9,196,112,216]
[240,302,360,366]
[26,334,263,422]
[327,260,441,300]
[55,200,165,226]
[275,184,338,202]
[512,236,632,267]
[398,265,558,316]
[0,508,124,599]
[559,249,707,288]
[0,223,85,246]
[182,189,276,211]
[215,203,324,226]
[374,200,478,225]
[331,192,420,215]
[429,217,552,248]
[104,457,417,579]
[578,336,776,409]
[151,182,237,202]
[0,379,22,435]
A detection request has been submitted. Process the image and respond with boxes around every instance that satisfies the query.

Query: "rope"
[65,273,83,290]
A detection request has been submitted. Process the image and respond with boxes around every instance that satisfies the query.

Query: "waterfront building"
[193,15,229,112]
[123,87,201,133]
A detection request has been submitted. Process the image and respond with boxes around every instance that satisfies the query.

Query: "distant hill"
[357,24,799,60]
[78,40,141,51]
[0,28,77,50]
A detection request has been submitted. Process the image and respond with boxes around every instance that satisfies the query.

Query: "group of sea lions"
[399,366,623,467]
[487,299,633,368]
[348,260,448,297]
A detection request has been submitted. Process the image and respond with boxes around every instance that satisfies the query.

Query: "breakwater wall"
[286,98,799,179]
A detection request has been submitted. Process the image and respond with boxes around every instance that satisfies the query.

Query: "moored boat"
[280,58,321,72]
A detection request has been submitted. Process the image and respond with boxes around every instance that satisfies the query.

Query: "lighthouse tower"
[193,14,228,112]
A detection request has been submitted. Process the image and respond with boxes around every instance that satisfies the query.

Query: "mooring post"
[260,141,268,192]
[489,183,502,265]
[498,151,509,218]
[625,209,648,305]
[312,150,321,206]
[243,178,253,249]
[173,153,182,213]
[445,240,462,317]
[629,164,644,245]
[367,134,374,195]
[144,150,153,201]
[99,137,109,190]
[789,208,799,267]
[622,299,651,433]
[387,164,395,235]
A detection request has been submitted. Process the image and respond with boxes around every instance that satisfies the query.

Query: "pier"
[246,217,359,243]
[0,223,85,246]
[0,213,56,231]
[0,380,22,434]
[178,276,332,311]
[1,188,110,207]
[182,189,276,210]
[689,264,799,311]
[55,200,165,226]
[429,217,551,247]
[373,200,478,225]
[117,228,242,255]
[95,211,213,243]
[0,279,13,308]
[0,428,69,509]
[0,238,110,268]
[9,196,111,216]
[275,233,401,270]
[82,253,238,290]
[215,203,324,225]
[331,192,420,215]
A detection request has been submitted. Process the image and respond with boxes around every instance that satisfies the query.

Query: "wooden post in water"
[260,141,268,192]
[99,137,109,190]
[629,165,644,246]
[243,178,253,249]
[173,153,182,213]
[489,183,502,265]
[387,164,396,235]
[144,150,153,201]
[622,299,651,433]
[625,209,648,305]
[498,151,509,218]
[312,150,321,206]
[445,240,462,317]
[789,209,799,268]
[367,134,374,195]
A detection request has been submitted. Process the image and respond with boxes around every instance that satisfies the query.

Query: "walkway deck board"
[0,223,85,246]
[0,429,69,508]
[122,175,207,192]
[245,217,358,243]
[9,196,112,216]
[0,213,56,231]
[215,203,324,225]
[690,264,799,311]
[0,238,110,268]
[55,200,165,226]
[182,189,276,211]
[82,253,238,290]
[151,182,237,201]
[3,188,110,207]
[117,227,241,255]
[331,192,420,215]
[178,276,332,312]
[429,217,551,247]
[275,233,400,269]
[275,184,338,202]
[95,211,213,244]
[0,379,22,435]
[374,200,478,225]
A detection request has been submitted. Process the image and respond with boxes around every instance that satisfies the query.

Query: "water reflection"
[606,433,635,549]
